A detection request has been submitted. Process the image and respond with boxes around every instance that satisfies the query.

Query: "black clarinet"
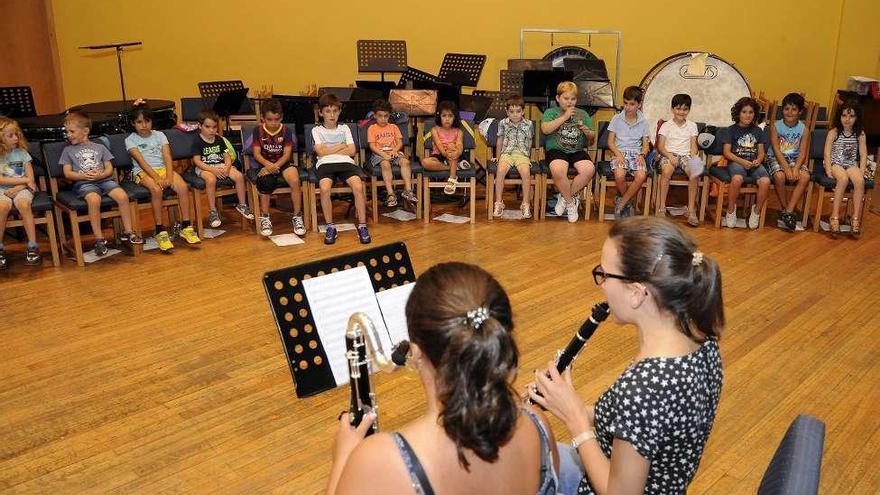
[345,313,409,436]
[528,301,610,405]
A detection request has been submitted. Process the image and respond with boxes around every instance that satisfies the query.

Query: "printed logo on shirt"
[734,133,758,160]
[75,148,102,173]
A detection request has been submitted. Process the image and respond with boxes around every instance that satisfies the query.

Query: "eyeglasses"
[591,264,635,285]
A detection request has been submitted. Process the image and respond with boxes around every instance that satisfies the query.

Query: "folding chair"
[484,119,541,221]
[42,140,140,267]
[707,127,768,228]
[808,129,875,232]
[420,121,478,224]
[595,121,654,221]
[240,124,311,235]
[358,122,422,223]
[304,122,367,232]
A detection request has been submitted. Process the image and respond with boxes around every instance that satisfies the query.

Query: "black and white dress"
[578,339,723,494]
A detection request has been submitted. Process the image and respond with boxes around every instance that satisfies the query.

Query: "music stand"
[78,41,142,109]
[273,95,318,145]
[212,88,249,118]
[522,70,574,105]
[0,86,37,118]
[340,100,374,123]
[500,70,524,96]
[438,53,486,88]
[263,242,416,397]
[397,66,440,88]
[458,94,493,122]
[357,40,408,82]
[198,80,254,114]
[356,81,396,98]
[473,90,509,120]
[411,80,460,106]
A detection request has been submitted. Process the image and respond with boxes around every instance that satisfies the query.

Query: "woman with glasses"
[528,217,725,495]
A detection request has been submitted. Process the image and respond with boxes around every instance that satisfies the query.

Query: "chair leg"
[487,173,494,220]
[759,199,768,229]
[415,173,423,220]
[372,179,380,224]
[54,206,68,256]
[470,177,476,224]
[584,178,593,222]
[248,182,260,236]
[301,185,311,231]
[192,189,205,239]
[813,188,825,232]
[423,178,431,224]
[714,181,724,228]
[598,178,607,222]
[311,183,320,233]
[642,180,652,216]
[699,177,710,222]
[70,215,84,267]
[540,178,548,220]
[802,183,813,228]
[45,211,61,267]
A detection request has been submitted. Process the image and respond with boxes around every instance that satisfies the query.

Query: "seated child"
[767,93,811,232]
[607,86,650,218]
[420,100,471,195]
[492,94,534,219]
[657,93,705,227]
[721,97,769,229]
[367,99,416,208]
[0,117,41,267]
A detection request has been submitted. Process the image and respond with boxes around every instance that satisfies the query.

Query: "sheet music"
[376,283,416,345]
[302,266,392,387]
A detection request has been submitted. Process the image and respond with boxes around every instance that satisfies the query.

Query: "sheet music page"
[376,283,416,346]
[302,266,391,387]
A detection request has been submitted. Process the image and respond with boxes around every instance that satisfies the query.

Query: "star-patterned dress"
[578,339,723,494]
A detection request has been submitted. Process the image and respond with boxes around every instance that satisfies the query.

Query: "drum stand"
[78,41,143,112]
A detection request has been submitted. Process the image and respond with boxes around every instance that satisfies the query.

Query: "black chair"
[757,414,825,495]
[484,118,541,221]
[707,126,768,228]
[538,127,593,221]
[807,128,874,232]
[357,122,422,223]
[4,140,59,266]
[304,123,366,232]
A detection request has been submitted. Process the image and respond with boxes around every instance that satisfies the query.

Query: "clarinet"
[527,301,611,405]
[345,312,409,435]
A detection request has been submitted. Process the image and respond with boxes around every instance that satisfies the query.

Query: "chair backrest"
[809,129,827,161]
[357,122,409,150]
[42,141,68,179]
[757,414,825,495]
[304,122,361,158]
[240,124,257,156]
[596,121,611,151]
[161,129,196,161]
[106,133,133,171]
[180,97,205,122]
[706,126,728,157]
[26,140,43,175]
[422,121,476,153]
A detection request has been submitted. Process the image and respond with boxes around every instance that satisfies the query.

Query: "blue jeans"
[727,162,769,180]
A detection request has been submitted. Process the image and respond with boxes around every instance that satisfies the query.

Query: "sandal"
[851,217,861,238]
[443,176,457,195]
[829,217,840,239]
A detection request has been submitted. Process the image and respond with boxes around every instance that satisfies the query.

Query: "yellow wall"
[51,0,878,112]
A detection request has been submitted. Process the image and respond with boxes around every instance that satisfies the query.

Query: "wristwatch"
[571,430,597,450]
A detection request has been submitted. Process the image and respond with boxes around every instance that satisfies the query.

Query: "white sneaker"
[554,194,566,216]
[292,215,306,236]
[748,204,760,230]
[259,215,273,236]
[458,160,472,170]
[520,202,532,219]
[724,210,737,228]
[493,201,504,217]
[566,196,580,223]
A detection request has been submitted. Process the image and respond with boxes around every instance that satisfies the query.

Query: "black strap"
[396,433,436,495]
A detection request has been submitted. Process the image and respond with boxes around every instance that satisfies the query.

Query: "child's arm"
[858,131,868,171]
[636,136,649,167]
[823,130,835,177]
[368,141,390,159]
[541,107,575,135]
[252,145,278,172]
[494,133,504,161]
[129,147,162,182]
[656,134,673,162]
[722,144,752,168]
[690,136,699,158]
[607,131,624,161]
[451,129,464,159]
[430,127,450,158]
[755,144,766,166]
[794,131,809,170]
[63,163,91,182]
[191,153,213,172]
[769,125,787,166]
[98,161,115,180]
[0,165,32,187]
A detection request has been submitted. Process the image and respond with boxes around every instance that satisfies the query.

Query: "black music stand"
[523,70,574,106]
[340,100,374,123]
[263,242,416,397]
[198,80,254,114]
[356,81,397,98]
[274,95,318,147]
[397,66,441,88]
[438,53,486,88]
[78,41,142,108]
[500,70,524,96]
[357,40,408,82]
[0,86,37,118]
[473,90,509,120]
[458,94,493,122]
[212,88,249,119]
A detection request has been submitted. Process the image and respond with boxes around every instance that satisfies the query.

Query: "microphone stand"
[78,41,143,113]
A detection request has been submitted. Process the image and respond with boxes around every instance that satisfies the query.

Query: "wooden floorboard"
[1,201,878,494]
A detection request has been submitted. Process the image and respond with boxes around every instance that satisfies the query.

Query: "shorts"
[369,153,404,168]
[134,167,167,184]
[74,179,121,198]
[765,157,808,176]
[195,165,230,177]
[610,150,647,172]
[832,162,859,170]
[660,154,705,177]
[315,162,363,184]
[498,152,531,168]
[545,149,590,167]
[247,163,297,194]
[0,188,34,206]
[727,162,770,180]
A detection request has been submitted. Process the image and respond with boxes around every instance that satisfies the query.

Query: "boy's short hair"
[261,98,283,116]
[623,86,644,103]
[63,111,91,130]
[372,98,392,113]
[781,93,805,111]
[197,109,220,124]
[318,93,341,110]
[505,94,525,109]
[671,93,692,108]
[556,81,578,96]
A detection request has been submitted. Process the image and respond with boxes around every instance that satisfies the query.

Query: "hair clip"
[464,306,490,329]
[692,251,704,266]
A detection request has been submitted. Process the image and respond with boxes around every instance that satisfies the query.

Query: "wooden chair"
[707,127,768,228]
[304,122,367,232]
[595,121,654,221]
[484,118,541,221]
[807,128,875,232]
[653,122,711,223]
[537,127,594,221]
[358,122,422,223]
[4,141,60,266]
[420,121,478,224]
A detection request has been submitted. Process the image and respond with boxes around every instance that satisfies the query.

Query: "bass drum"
[640,53,751,138]
[543,46,599,68]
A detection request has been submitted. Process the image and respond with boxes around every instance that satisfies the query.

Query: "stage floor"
[1,207,878,493]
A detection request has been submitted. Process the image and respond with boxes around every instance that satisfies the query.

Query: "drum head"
[640,53,751,137]
[543,46,599,68]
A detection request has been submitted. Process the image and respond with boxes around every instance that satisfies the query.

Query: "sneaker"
[179,226,201,244]
[208,209,222,228]
[259,215,273,237]
[621,201,634,219]
[156,231,174,252]
[443,177,457,195]
[724,210,737,229]
[400,189,418,204]
[385,194,398,208]
[520,202,532,219]
[25,245,42,266]
[493,201,505,217]
[613,195,623,215]
[357,224,371,244]
[235,203,255,220]
[687,213,700,227]
[566,196,580,223]
[324,225,338,245]
[0,249,7,270]
[779,211,796,232]
[94,239,109,256]
[748,204,760,230]
[458,160,472,170]
[554,194,567,216]
[120,231,143,245]
[292,215,306,236]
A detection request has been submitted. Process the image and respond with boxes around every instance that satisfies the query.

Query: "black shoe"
[0,249,7,270]
[25,246,42,266]
[779,211,796,232]
[94,239,109,256]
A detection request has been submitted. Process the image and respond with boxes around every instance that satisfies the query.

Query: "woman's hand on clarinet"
[529,361,594,434]
[333,411,376,464]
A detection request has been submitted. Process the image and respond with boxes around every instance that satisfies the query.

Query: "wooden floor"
[1,199,879,494]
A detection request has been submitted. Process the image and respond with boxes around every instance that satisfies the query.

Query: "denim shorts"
[660,154,705,177]
[73,179,120,198]
[727,162,769,180]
